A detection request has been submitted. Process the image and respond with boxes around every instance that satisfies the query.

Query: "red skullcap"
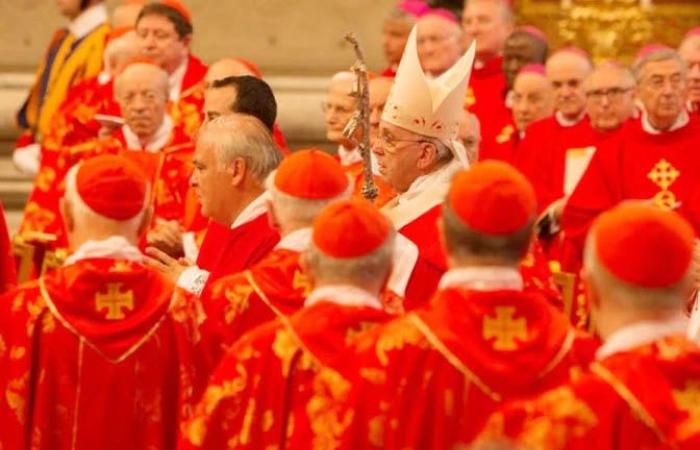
[76,155,148,221]
[312,199,392,258]
[448,161,536,235]
[157,0,192,24]
[518,63,546,77]
[232,57,263,78]
[685,27,700,39]
[635,43,674,64]
[516,25,548,44]
[554,46,590,61]
[274,149,349,200]
[592,203,694,289]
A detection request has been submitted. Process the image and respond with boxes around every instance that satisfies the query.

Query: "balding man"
[20,62,199,253]
[0,155,208,450]
[563,47,700,271]
[14,0,110,172]
[462,0,514,124]
[416,10,464,77]
[324,72,360,165]
[147,115,282,296]
[679,28,700,114]
[479,204,700,449]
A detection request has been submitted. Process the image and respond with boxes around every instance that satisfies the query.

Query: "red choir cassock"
[20,123,200,250]
[179,199,397,450]
[168,54,208,137]
[336,286,596,449]
[478,336,700,450]
[479,114,519,162]
[561,115,700,265]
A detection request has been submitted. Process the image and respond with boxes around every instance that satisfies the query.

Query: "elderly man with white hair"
[146,114,282,296]
[372,24,475,306]
[0,154,207,450]
[562,45,700,267]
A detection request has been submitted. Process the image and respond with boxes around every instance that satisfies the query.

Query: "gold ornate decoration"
[515,1,700,63]
[647,158,680,209]
[673,381,700,440]
[483,306,528,351]
[95,282,135,320]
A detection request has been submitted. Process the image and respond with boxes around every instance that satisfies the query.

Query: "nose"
[371,138,384,156]
[189,170,198,188]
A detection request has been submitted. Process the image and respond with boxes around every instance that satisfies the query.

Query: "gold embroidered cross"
[483,307,527,351]
[293,270,311,297]
[95,283,134,320]
[647,159,680,191]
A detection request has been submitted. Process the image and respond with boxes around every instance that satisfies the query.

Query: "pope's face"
[637,58,688,129]
[136,14,189,74]
[372,122,424,193]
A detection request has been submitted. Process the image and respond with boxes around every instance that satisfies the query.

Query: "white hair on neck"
[63,163,147,236]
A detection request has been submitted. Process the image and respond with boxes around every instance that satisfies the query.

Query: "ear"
[181,35,193,50]
[229,157,248,187]
[416,141,439,170]
[59,198,74,233]
[137,206,154,238]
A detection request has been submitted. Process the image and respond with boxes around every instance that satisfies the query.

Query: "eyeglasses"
[585,87,633,102]
[376,133,428,152]
[321,102,354,115]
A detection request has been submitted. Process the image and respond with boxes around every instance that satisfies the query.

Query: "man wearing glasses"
[563,46,700,268]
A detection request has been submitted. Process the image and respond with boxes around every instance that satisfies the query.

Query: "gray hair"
[584,235,690,311]
[267,180,352,227]
[307,231,396,288]
[633,49,687,82]
[197,114,282,183]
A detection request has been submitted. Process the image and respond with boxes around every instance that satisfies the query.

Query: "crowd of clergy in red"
[1,0,700,448]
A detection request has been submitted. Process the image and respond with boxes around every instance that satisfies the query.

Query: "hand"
[147,219,184,258]
[144,246,191,283]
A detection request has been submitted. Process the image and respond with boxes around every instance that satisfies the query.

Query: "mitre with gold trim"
[382,25,476,167]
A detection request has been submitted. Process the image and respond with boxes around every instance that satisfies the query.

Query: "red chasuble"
[337,288,597,449]
[561,117,700,264]
[467,56,510,153]
[169,55,208,138]
[179,301,393,450]
[479,114,519,163]
[202,214,280,288]
[0,258,209,450]
[478,336,700,449]
[202,248,309,352]
[20,125,199,249]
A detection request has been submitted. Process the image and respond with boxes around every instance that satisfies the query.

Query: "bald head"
[458,110,481,164]
[512,70,554,132]
[103,31,141,76]
[679,35,700,105]
[112,1,145,29]
[324,72,357,146]
[546,50,593,121]
[462,0,514,60]
[205,58,260,86]
[584,63,636,132]
[369,77,394,143]
[417,14,464,76]
[115,63,169,141]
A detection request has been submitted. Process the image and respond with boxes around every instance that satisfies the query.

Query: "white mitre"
[382,25,476,167]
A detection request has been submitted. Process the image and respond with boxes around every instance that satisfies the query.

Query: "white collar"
[305,284,383,310]
[555,111,585,128]
[275,227,312,252]
[231,192,269,229]
[641,110,689,135]
[169,58,189,101]
[596,313,689,360]
[122,115,174,152]
[64,236,143,266]
[439,266,524,292]
[69,3,108,39]
[337,145,363,167]
[397,159,461,206]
